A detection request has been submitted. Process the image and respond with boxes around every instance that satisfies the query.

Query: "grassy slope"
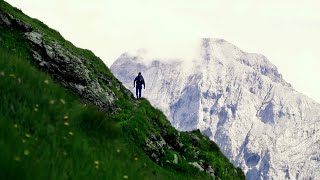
[0,0,245,179]
[0,40,194,180]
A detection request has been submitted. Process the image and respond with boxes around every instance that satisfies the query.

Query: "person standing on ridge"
[134,72,145,99]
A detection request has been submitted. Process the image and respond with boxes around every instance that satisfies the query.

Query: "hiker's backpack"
[136,76,144,85]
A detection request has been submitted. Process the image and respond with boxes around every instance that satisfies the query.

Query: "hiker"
[133,72,145,99]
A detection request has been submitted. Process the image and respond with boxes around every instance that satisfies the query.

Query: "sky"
[6,0,320,103]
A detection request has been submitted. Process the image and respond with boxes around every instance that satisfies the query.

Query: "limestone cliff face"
[111,39,320,179]
[0,10,124,111]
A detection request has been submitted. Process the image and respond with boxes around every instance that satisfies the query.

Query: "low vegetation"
[0,0,245,179]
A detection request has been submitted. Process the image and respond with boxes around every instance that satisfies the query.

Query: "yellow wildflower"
[123,175,128,179]
[64,121,69,126]
[64,115,69,120]
[25,133,31,138]
[68,131,74,136]
[9,74,16,78]
[94,160,99,165]
[24,149,30,156]
[14,156,21,161]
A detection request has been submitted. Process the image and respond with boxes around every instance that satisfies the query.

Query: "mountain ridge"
[111,38,320,179]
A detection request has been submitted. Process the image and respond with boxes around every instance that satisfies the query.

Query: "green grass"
[0,47,201,180]
[0,0,245,179]
[0,0,128,99]
[122,100,244,179]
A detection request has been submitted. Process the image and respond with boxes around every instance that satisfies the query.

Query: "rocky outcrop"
[143,130,219,177]
[0,10,11,26]
[0,10,32,32]
[144,134,167,163]
[0,10,117,111]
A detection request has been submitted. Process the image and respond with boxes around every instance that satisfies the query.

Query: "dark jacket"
[134,75,145,87]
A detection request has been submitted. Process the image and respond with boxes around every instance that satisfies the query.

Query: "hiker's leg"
[138,88,142,98]
[136,86,139,99]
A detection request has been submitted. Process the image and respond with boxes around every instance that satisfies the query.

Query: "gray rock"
[25,32,43,46]
[0,10,118,111]
[150,133,157,141]
[189,134,200,141]
[8,14,32,32]
[189,160,216,177]
[173,154,178,164]
[0,10,32,32]
[189,162,204,172]
[206,165,215,177]
[0,11,11,26]
[178,142,184,148]
[144,135,168,162]
[25,31,116,111]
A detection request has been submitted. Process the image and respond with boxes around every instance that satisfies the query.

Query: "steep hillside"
[0,1,244,179]
[111,38,320,179]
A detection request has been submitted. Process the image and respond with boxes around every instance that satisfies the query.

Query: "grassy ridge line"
[0,46,197,179]
[0,0,131,106]
[0,0,108,75]
[0,12,208,180]
[0,0,245,179]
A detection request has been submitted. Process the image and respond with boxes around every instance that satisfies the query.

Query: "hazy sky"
[6,0,320,103]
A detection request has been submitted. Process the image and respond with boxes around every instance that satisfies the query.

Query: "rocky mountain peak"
[111,39,320,179]
[198,38,292,87]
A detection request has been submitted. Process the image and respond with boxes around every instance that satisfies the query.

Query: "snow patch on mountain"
[111,38,320,179]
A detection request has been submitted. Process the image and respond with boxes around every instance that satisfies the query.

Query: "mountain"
[0,1,244,179]
[111,38,320,179]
